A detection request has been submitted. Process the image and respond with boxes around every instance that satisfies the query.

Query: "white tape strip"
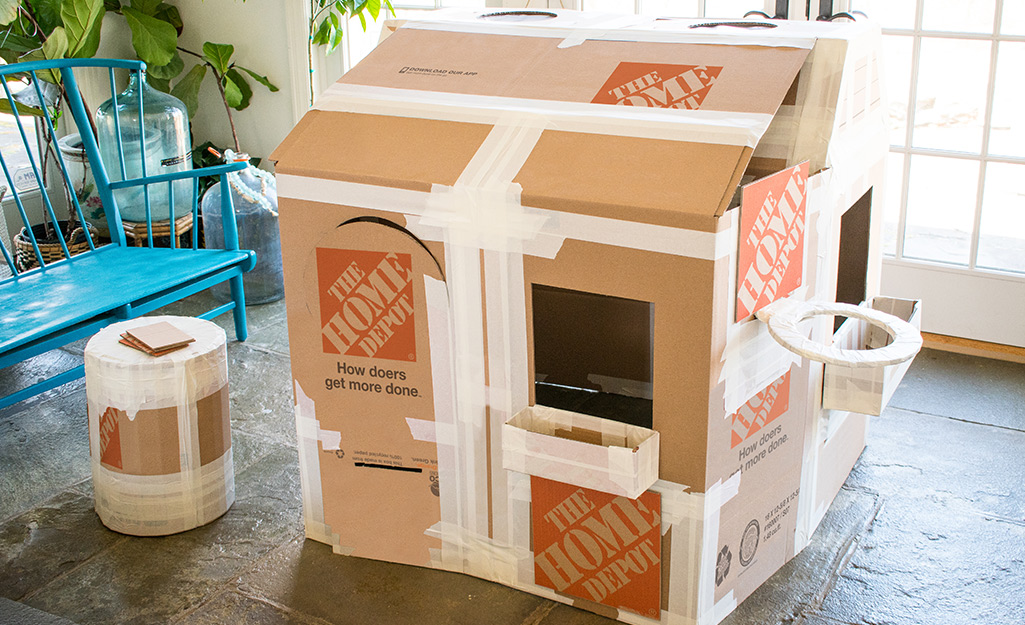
[316,83,772,147]
[405,417,438,443]
[278,175,731,261]
[294,381,332,545]
[720,318,799,416]
[403,16,817,49]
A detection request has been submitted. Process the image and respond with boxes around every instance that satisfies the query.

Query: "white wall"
[168,0,306,164]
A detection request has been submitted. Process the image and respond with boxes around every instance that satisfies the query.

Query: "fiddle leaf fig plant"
[0,0,279,154]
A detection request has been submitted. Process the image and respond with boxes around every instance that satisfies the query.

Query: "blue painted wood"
[0,59,257,409]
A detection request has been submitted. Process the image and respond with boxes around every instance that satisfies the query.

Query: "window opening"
[531,284,653,429]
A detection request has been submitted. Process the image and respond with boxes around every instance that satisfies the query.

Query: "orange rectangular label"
[592,62,722,109]
[317,249,416,362]
[736,161,809,320]
[730,369,791,449]
[531,477,661,619]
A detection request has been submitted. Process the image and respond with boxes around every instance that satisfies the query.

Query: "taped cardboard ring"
[759,301,922,368]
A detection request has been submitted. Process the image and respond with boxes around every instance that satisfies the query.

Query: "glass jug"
[95,72,193,223]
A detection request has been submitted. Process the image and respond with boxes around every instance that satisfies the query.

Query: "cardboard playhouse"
[271,10,923,624]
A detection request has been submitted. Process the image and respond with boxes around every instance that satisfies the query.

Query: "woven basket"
[14,221,98,272]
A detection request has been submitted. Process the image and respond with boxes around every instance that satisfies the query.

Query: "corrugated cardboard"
[273,10,914,625]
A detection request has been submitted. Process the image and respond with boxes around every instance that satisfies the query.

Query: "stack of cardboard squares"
[118,321,195,357]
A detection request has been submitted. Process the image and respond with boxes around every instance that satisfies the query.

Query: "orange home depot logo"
[736,161,809,321]
[730,369,791,449]
[317,249,416,361]
[98,407,123,470]
[531,477,661,619]
[592,62,723,109]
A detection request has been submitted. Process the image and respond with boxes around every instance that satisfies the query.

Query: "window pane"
[977,162,1025,274]
[988,42,1025,159]
[703,0,762,18]
[882,34,912,146]
[1003,0,1025,35]
[882,152,904,256]
[848,0,915,30]
[640,0,700,17]
[912,37,990,153]
[0,114,41,193]
[922,0,995,34]
[582,0,635,13]
[903,154,978,266]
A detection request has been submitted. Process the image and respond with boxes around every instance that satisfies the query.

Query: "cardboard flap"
[274,24,809,232]
[342,27,810,115]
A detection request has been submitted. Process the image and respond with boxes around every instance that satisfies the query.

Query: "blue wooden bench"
[0,59,255,410]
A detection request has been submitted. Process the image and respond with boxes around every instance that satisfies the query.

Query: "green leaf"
[123,6,177,66]
[0,98,45,117]
[154,3,182,34]
[147,48,183,80]
[239,67,277,92]
[62,0,105,58]
[129,0,161,15]
[103,0,121,10]
[311,16,332,46]
[366,0,381,21]
[221,70,243,108]
[41,25,68,59]
[0,0,19,26]
[19,48,62,82]
[169,62,205,118]
[202,42,233,75]
[147,74,169,92]
[0,27,43,53]
[356,10,366,32]
[27,0,62,35]
[225,68,252,110]
[384,0,395,17]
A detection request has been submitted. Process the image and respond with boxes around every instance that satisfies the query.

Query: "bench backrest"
[0,59,241,282]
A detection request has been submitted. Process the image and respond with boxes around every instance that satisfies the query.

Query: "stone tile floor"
[1,293,1023,625]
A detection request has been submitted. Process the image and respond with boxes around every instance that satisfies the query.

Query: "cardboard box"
[823,297,922,416]
[272,10,917,624]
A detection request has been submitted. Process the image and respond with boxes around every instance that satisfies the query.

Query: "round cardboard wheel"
[761,301,921,368]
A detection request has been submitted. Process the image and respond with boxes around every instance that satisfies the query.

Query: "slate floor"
[1,293,1023,625]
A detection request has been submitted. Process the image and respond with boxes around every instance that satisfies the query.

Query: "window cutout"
[531,284,653,429]
[834,188,872,332]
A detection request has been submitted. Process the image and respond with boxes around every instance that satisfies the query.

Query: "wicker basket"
[14,221,99,272]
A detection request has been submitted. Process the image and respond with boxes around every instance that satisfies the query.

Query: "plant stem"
[178,46,241,152]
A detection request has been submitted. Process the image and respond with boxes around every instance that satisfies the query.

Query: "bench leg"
[229,274,248,342]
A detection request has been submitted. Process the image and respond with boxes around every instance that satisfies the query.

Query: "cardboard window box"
[503,405,659,499]
[822,297,922,416]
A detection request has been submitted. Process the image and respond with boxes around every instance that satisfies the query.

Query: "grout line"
[885,406,1025,434]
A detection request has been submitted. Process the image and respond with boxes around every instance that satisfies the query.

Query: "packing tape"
[277,174,730,261]
[91,447,234,536]
[84,316,228,416]
[756,299,922,367]
[424,520,532,585]
[402,14,817,49]
[720,317,799,416]
[293,380,334,545]
[316,83,773,148]
[483,249,533,543]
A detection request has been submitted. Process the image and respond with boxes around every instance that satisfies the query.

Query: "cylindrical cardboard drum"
[85,316,234,535]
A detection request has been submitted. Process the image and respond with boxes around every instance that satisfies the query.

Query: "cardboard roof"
[272,22,811,233]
